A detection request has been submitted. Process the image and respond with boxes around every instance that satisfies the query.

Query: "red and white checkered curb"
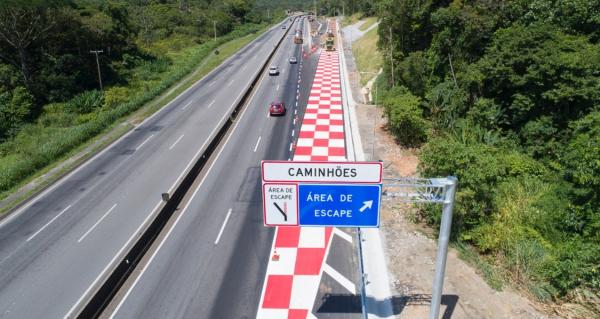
[257,20,344,319]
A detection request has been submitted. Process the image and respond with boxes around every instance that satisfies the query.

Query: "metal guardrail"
[382,178,451,203]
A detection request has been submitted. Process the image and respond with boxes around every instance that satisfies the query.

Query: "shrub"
[0,86,33,139]
[419,135,546,234]
[103,86,130,109]
[560,111,600,242]
[65,90,104,114]
[381,86,430,147]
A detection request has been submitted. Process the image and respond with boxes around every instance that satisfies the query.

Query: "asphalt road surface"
[0,18,296,319]
[107,18,323,319]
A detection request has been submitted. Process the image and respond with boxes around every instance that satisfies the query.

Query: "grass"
[352,26,383,86]
[136,29,265,120]
[0,24,271,215]
[359,17,378,31]
[454,242,505,291]
[341,12,361,27]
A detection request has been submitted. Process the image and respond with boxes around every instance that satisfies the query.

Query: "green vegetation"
[374,0,600,313]
[0,0,275,199]
[352,26,382,86]
[341,13,361,27]
[358,16,377,31]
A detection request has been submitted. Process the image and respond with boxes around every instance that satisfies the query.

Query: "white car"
[289,57,297,64]
[268,66,279,76]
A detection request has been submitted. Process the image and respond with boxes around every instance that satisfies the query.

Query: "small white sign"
[262,161,382,183]
[263,183,298,226]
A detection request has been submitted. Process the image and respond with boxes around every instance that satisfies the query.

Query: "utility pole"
[89,50,103,91]
[448,53,458,88]
[389,27,395,87]
[213,20,217,42]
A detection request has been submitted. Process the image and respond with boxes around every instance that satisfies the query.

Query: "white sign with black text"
[262,161,382,184]
[262,183,298,226]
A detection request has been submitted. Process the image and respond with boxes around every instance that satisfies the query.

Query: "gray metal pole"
[374,81,378,105]
[213,21,217,42]
[429,176,458,319]
[389,27,394,87]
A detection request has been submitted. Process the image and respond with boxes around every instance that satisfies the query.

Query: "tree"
[0,3,56,88]
[0,86,33,138]
[473,24,600,136]
[561,111,600,240]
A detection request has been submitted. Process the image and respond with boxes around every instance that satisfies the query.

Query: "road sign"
[263,183,298,226]
[298,184,381,227]
[262,161,382,183]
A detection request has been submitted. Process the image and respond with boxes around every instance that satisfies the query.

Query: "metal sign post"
[382,176,458,319]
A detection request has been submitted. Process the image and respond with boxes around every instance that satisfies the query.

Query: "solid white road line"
[169,134,185,150]
[26,205,72,242]
[182,101,193,110]
[334,228,353,243]
[323,264,356,294]
[207,99,216,108]
[253,136,262,152]
[78,204,118,243]
[64,199,162,319]
[135,134,154,151]
[214,209,232,245]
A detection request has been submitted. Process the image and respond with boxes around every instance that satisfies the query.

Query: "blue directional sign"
[298,184,381,227]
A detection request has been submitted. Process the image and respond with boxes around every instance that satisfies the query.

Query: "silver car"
[268,66,279,76]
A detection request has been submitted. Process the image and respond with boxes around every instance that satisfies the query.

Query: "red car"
[269,101,286,116]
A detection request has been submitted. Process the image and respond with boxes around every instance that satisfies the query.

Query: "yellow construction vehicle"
[325,36,335,51]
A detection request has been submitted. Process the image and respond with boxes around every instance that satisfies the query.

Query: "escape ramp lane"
[257,18,353,319]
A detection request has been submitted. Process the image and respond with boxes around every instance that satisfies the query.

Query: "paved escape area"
[257,20,348,319]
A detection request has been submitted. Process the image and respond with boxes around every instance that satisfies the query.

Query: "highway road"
[0,18,296,319]
[106,18,324,318]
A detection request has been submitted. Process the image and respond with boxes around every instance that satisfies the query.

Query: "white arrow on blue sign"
[298,184,381,227]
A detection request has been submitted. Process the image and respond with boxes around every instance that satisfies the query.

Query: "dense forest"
[0,0,275,195]
[373,0,599,313]
[255,0,374,17]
